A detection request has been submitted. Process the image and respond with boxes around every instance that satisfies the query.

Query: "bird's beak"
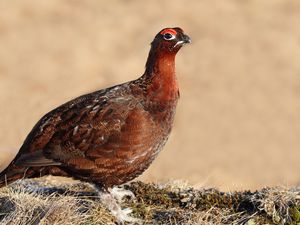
[174,34,192,48]
[182,34,192,44]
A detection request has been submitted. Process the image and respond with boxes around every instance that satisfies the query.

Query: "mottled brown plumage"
[0,27,191,188]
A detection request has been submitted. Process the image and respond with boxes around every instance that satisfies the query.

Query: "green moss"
[290,205,300,224]
[124,182,174,207]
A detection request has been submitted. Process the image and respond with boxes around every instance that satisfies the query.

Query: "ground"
[0,177,299,224]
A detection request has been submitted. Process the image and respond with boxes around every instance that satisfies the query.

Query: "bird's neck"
[143,49,179,102]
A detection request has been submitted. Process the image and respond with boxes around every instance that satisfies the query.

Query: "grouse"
[0,27,191,189]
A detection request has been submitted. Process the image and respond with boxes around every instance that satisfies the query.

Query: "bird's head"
[151,27,191,54]
[144,27,191,76]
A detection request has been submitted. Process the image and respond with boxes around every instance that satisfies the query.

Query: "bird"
[0,27,191,222]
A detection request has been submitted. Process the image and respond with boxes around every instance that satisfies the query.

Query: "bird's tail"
[0,148,46,188]
[0,164,30,188]
[0,164,71,188]
[0,148,24,187]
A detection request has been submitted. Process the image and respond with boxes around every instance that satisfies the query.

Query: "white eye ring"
[163,33,176,40]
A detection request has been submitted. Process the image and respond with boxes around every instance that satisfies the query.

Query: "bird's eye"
[163,33,175,40]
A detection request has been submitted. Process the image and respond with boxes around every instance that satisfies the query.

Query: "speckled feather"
[0,27,190,188]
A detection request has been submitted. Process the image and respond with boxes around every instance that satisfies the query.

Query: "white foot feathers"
[99,186,141,224]
[110,186,136,203]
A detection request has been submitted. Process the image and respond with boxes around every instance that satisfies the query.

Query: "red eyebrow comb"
[160,28,177,36]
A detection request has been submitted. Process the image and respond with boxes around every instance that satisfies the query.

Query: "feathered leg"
[94,184,141,225]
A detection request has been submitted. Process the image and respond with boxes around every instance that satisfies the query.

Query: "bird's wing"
[13,88,112,166]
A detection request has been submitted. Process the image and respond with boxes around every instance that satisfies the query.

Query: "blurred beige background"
[0,0,300,190]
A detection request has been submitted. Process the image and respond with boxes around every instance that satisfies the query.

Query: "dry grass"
[0,176,299,225]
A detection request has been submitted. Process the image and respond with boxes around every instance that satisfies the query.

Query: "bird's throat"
[144,51,179,102]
